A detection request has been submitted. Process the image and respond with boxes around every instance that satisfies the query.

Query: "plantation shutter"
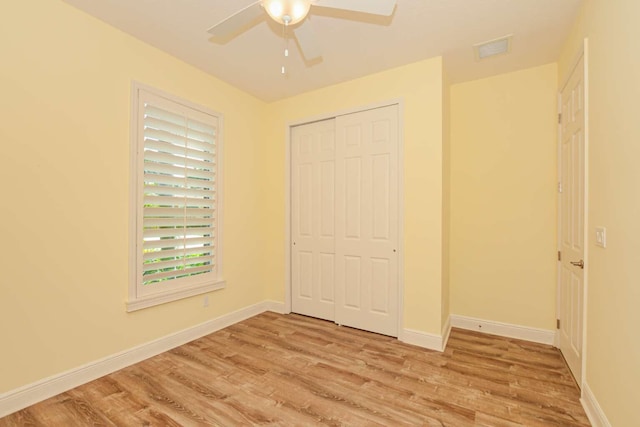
[139,94,218,292]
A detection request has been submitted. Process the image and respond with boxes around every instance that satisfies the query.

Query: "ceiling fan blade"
[294,22,322,61]
[207,1,263,38]
[314,0,396,16]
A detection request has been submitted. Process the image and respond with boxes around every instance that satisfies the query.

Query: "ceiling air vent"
[474,35,512,60]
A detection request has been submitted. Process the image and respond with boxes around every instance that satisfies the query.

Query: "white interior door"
[335,105,399,337]
[291,119,336,321]
[559,55,585,384]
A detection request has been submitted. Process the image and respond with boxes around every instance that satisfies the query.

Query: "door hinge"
[558,182,563,193]
[558,113,562,124]
[558,251,561,261]
[557,319,560,329]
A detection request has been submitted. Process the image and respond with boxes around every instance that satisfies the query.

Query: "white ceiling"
[62,0,583,102]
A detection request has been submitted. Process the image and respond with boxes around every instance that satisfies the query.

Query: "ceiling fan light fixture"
[262,0,312,25]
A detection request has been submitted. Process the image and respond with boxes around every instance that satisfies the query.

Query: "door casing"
[556,38,589,389]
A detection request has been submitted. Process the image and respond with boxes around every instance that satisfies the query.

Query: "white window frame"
[127,82,225,312]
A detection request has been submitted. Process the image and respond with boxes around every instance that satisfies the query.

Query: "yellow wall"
[8,4,638,425]
[0,0,267,393]
[441,68,451,329]
[263,58,447,335]
[449,64,558,329]
[559,0,640,425]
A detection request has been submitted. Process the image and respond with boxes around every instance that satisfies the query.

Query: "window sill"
[126,280,226,312]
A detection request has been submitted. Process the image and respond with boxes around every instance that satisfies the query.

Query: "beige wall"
[263,58,447,335]
[559,0,640,425]
[0,0,268,393]
[449,64,558,329]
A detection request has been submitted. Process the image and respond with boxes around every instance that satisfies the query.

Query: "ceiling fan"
[207,0,397,61]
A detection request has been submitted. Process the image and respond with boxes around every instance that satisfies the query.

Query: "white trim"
[555,88,562,350]
[263,300,287,314]
[556,38,589,387]
[398,316,456,353]
[287,99,405,129]
[397,101,406,340]
[580,37,590,390]
[441,315,452,350]
[400,329,446,352]
[560,39,587,92]
[284,98,405,336]
[127,81,225,311]
[0,301,278,418]
[450,315,555,345]
[126,280,226,312]
[128,84,140,305]
[581,382,612,427]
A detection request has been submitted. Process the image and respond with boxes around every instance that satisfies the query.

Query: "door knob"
[570,260,584,269]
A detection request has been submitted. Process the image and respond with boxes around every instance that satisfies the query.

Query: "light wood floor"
[1,312,590,426]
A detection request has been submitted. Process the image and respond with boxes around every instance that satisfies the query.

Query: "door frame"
[284,99,405,337]
[556,38,589,388]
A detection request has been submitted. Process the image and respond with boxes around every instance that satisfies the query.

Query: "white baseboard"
[263,300,286,314]
[441,315,452,350]
[450,315,556,345]
[581,382,611,427]
[401,329,446,352]
[0,300,281,418]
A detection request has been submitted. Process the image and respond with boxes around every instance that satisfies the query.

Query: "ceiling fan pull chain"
[281,22,288,75]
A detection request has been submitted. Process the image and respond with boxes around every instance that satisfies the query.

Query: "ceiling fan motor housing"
[262,0,312,25]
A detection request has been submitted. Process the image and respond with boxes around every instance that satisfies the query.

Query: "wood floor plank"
[0,313,590,426]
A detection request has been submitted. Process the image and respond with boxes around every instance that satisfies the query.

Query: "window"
[128,83,224,311]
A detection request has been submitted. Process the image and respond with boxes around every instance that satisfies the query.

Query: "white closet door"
[291,119,337,321]
[335,105,399,337]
